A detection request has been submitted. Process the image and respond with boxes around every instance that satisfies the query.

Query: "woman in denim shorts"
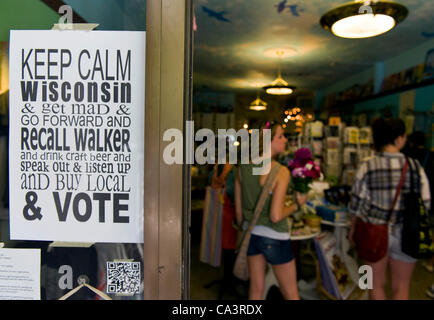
[349,118,431,300]
[234,122,307,300]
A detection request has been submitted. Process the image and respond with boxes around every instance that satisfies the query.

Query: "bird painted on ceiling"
[421,32,434,38]
[275,2,304,17]
[202,6,230,22]
[276,0,288,13]
[287,4,304,17]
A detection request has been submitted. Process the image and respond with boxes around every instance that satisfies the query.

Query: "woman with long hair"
[349,117,431,300]
[234,121,307,300]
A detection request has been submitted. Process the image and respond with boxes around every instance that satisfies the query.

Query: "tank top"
[239,163,289,234]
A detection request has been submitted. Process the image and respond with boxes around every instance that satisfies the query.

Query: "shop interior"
[0,0,433,300]
[190,0,434,300]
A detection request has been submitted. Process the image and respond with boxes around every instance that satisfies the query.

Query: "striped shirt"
[349,152,431,225]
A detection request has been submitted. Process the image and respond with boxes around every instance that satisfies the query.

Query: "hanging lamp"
[320,0,408,39]
[249,89,268,111]
[263,50,295,95]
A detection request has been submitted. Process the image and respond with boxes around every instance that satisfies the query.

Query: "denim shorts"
[247,234,294,265]
[388,225,417,263]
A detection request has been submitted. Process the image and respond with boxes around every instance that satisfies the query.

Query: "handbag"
[233,163,281,281]
[401,157,434,259]
[353,160,408,263]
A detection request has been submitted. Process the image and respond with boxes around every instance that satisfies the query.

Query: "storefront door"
[0,0,192,300]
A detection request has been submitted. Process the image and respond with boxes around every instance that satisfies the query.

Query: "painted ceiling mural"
[193,0,434,92]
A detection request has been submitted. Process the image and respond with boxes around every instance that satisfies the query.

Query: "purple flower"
[304,169,317,178]
[289,147,322,182]
[294,148,312,160]
[292,167,305,178]
[288,158,303,170]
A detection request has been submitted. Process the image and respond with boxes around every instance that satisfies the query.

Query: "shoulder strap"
[422,151,429,168]
[407,156,422,191]
[245,163,281,232]
[411,157,422,180]
[388,158,408,222]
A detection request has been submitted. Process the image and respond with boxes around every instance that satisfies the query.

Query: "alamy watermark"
[58,5,73,29]
[162,121,272,175]
[358,265,373,290]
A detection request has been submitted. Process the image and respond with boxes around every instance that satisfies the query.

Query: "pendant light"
[320,1,408,39]
[263,50,295,95]
[249,88,268,111]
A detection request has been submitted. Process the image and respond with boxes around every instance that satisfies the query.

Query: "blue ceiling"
[39,0,434,95]
[193,0,434,93]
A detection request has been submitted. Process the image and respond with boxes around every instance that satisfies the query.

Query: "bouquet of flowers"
[288,148,321,194]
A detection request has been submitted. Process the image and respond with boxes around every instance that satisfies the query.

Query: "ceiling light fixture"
[248,97,268,111]
[264,46,297,58]
[249,88,268,111]
[320,1,408,39]
[263,50,295,95]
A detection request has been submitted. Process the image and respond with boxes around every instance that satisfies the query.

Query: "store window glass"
[0,0,146,300]
[190,0,434,302]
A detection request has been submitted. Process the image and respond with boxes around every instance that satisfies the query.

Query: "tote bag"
[401,157,434,259]
[199,186,224,267]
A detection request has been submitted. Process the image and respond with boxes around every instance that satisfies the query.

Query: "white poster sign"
[9,30,145,243]
[0,248,41,300]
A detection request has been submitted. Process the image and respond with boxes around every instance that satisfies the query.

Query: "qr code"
[106,261,141,294]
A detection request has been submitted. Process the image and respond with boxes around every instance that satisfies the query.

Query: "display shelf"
[325,77,434,111]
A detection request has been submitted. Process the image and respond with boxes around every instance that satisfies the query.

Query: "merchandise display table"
[320,220,352,265]
[320,220,351,228]
[290,231,320,241]
[316,218,361,300]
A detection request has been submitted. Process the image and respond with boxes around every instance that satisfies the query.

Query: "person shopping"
[349,118,431,300]
[403,131,434,275]
[210,161,238,251]
[234,122,307,300]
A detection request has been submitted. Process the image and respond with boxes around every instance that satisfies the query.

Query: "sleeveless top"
[239,163,289,234]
